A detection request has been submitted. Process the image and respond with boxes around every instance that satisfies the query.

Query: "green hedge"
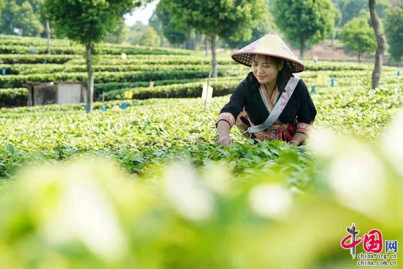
[0,55,77,64]
[94,78,207,95]
[302,61,398,71]
[0,88,28,107]
[103,80,240,100]
[0,54,234,66]
[0,36,194,56]
[0,35,73,46]
[68,56,235,66]
[0,70,231,88]
[103,80,402,101]
[2,64,231,75]
[0,44,193,56]
[0,79,240,106]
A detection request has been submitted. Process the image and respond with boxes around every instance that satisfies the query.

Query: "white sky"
[124,1,159,26]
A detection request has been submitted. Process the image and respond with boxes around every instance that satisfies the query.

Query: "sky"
[124,1,159,26]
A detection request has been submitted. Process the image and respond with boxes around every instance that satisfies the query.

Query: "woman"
[216,31,317,146]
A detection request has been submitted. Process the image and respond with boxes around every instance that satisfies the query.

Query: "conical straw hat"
[231,31,304,73]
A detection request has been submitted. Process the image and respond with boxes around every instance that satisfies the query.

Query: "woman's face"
[251,55,282,86]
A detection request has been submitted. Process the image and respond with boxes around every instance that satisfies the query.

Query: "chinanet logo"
[341,223,398,266]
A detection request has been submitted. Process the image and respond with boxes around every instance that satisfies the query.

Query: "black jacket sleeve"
[219,78,250,119]
[296,80,317,124]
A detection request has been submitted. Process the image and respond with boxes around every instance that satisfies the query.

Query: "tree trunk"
[45,20,51,55]
[369,0,386,89]
[188,29,192,50]
[41,0,51,54]
[300,40,305,60]
[86,41,94,113]
[211,33,217,78]
[205,35,208,57]
[195,33,202,51]
[331,29,335,60]
[358,53,361,63]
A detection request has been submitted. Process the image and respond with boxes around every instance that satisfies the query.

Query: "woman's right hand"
[218,135,232,146]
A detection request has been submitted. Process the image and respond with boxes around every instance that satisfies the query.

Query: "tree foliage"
[337,0,368,25]
[127,21,148,44]
[339,14,377,62]
[0,0,43,36]
[162,0,267,77]
[44,0,150,113]
[44,0,145,44]
[375,0,393,18]
[127,21,158,46]
[385,3,403,64]
[273,0,335,59]
[0,0,5,22]
[132,26,161,47]
[335,0,391,26]
[162,0,266,41]
[153,3,187,46]
[148,8,169,46]
[104,18,129,44]
[334,6,343,27]
[221,9,274,49]
[149,4,204,50]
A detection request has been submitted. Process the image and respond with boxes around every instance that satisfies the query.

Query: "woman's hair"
[271,56,294,93]
[249,55,294,93]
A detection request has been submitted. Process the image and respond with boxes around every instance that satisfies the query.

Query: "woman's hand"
[217,120,232,146]
[289,133,306,147]
[288,140,299,146]
[218,135,232,146]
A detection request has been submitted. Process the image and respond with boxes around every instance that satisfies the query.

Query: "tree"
[153,4,187,47]
[149,9,163,35]
[44,0,150,113]
[104,18,129,44]
[133,26,161,47]
[221,10,274,49]
[37,0,52,54]
[337,0,367,25]
[334,6,343,28]
[385,3,403,65]
[127,21,147,45]
[335,0,391,26]
[16,0,41,12]
[148,8,169,47]
[0,0,5,22]
[273,0,335,59]
[375,0,392,18]
[339,15,377,63]
[331,6,343,59]
[15,1,44,36]
[150,4,203,50]
[162,0,267,78]
[0,0,44,36]
[369,0,386,89]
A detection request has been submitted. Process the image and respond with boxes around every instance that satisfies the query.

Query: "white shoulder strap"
[247,76,300,133]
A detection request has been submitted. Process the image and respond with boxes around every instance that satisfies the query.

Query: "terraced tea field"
[0,35,402,269]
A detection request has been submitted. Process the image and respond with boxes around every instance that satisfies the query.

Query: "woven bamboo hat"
[231,31,304,73]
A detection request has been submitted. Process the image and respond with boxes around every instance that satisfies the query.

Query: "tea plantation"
[0,35,402,268]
